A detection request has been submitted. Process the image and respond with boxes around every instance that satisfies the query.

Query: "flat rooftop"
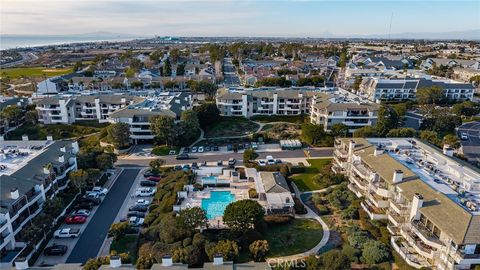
[366,138,480,215]
[0,140,53,176]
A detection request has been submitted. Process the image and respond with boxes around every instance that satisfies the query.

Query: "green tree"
[96,153,114,170]
[353,126,377,138]
[107,122,131,149]
[164,80,177,89]
[25,110,38,125]
[386,128,417,137]
[136,254,157,270]
[150,115,177,146]
[108,221,130,241]
[330,123,348,137]
[176,63,185,76]
[416,86,445,105]
[149,159,165,171]
[177,207,208,233]
[223,200,265,233]
[249,240,269,262]
[420,130,441,146]
[193,103,220,128]
[320,249,351,270]
[362,240,390,264]
[130,81,144,89]
[443,134,461,149]
[180,110,200,143]
[205,240,239,261]
[243,148,258,162]
[352,76,362,90]
[163,59,172,76]
[1,105,22,126]
[69,169,89,191]
[301,124,326,145]
[376,106,399,136]
[21,223,44,247]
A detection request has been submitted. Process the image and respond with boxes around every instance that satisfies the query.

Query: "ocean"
[0,35,138,50]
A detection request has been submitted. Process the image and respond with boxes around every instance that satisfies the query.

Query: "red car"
[65,215,87,224]
[147,176,161,182]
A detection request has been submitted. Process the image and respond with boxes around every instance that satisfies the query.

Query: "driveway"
[66,169,140,263]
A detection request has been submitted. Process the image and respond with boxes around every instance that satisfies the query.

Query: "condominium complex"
[333,138,480,269]
[309,94,379,133]
[360,77,475,102]
[0,138,78,265]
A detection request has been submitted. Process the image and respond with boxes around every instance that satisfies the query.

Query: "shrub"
[108,222,130,241]
[293,198,307,214]
[248,188,258,198]
[263,215,293,225]
[362,240,391,265]
[341,206,359,220]
[136,254,157,270]
[249,240,270,262]
[316,205,330,215]
[205,240,239,261]
[289,163,305,174]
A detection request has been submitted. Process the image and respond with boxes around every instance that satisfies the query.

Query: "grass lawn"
[110,234,138,263]
[265,218,323,257]
[1,67,73,79]
[151,145,180,156]
[291,158,332,192]
[7,122,103,140]
[251,115,305,124]
[204,117,259,138]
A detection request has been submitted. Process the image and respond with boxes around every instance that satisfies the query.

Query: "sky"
[1,0,479,37]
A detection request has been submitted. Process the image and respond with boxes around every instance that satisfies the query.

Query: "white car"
[191,146,198,153]
[54,228,80,238]
[266,155,276,165]
[258,160,267,166]
[91,187,108,196]
[461,132,468,140]
[198,146,204,153]
[72,209,91,217]
[129,217,144,226]
[136,199,150,206]
[252,142,258,150]
[135,187,156,197]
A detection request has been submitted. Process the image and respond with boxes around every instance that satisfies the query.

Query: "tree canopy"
[223,200,264,233]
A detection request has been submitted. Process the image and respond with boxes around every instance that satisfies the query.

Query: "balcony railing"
[411,220,442,247]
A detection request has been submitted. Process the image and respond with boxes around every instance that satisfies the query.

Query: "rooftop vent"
[10,187,19,200]
[109,255,121,268]
[162,255,173,267]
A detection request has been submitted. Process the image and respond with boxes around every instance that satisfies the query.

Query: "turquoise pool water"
[201,191,235,219]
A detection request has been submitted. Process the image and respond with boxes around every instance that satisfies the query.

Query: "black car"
[174,165,182,171]
[140,180,157,187]
[79,197,101,205]
[213,146,219,151]
[74,202,94,211]
[129,205,148,212]
[44,245,68,256]
[176,153,190,160]
[191,162,198,169]
[143,170,159,178]
[205,146,211,151]
[127,211,145,218]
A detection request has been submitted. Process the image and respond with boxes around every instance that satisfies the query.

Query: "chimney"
[71,141,79,154]
[60,146,66,152]
[10,188,19,200]
[46,135,53,141]
[22,135,28,141]
[374,147,383,156]
[392,170,403,184]
[121,97,126,103]
[409,193,424,221]
[58,154,65,163]
[109,255,121,268]
[43,165,51,174]
[14,257,29,270]
[162,255,173,267]
[443,144,454,157]
[213,254,224,265]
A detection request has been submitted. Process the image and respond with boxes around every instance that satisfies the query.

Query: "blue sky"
[1,0,479,37]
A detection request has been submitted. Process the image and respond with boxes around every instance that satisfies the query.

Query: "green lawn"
[204,117,259,138]
[1,67,73,79]
[291,158,332,192]
[265,218,323,257]
[110,234,138,263]
[151,145,180,156]
[7,123,103,140]
[251,115,305,124]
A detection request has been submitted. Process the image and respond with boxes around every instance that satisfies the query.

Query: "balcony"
[367,192,389,208]
[390,200,409,214]
[352,163,371,179]
[348,183,363,198]
[334,148,348,159]
[411,220,443,249]
[400,227,435,259]
[388,211,404,227]
[349,175,368,191]
[391,236,431,269]
[361,201,387,220]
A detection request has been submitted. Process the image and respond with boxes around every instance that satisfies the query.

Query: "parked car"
[147,176,161,182]
[205,146,211,152]
[54,228,80,239]
[238,144,244,150]
[84,192,100,200]
[129,205,148,212]
[127,211,145,218]
[227,144,233,151]
[91,187,108,196]
[183,147,190,153]
[143,170,159,178]
[217,160,223,166]
[461,132,469,140]
[258,160,267,166]
[198,146,204,153]
[80,197,101,205]
[129,217,144,227]
[136,199,150,206]
[72,209,90,217]
[266,155,276,165]
[44,245,68,256]
[228,158,236,167]
[176,153,190,160]
[213,146,219,151]
[244,143,250,149]
[251,142,258,150]
[174,165,182,171]
[135,187,156,197]
[182,164,190,171]
[74,202,94,211]
[65,215,87,224]
[140,180,157,187]
[191,162,198,169]
[191,146,198,153]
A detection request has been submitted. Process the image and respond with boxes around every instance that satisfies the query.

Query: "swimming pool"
[201,191,235,220]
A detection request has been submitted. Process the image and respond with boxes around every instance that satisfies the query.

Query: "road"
[458,121,480,162]
[116,148,333,167]
[1,52,38,68]
[66,169,140,263]
[223,58,241,86]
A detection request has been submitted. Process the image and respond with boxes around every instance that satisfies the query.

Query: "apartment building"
[333,138,480,269]
[310,93,379,133]
[0,138,78,266]
[216,87,334,118]
[360,77,475,102]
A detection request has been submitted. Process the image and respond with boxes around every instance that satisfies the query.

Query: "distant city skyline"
[1,0,479,38]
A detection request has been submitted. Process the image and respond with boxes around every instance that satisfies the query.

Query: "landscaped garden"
[264,218,323,257]
[1,67,73,79]
[250,114,306,124]
[291,158,335,191]
[151,145,180,156]
[204,117,259,138]
[8,121,108,140]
